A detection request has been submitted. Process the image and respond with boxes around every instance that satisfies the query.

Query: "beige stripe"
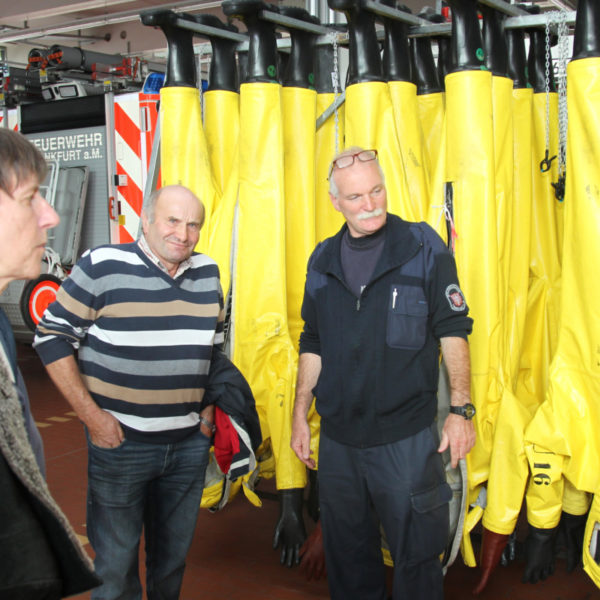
[96,300,220,319]
[83,375,205,405]
[58,288,97,321]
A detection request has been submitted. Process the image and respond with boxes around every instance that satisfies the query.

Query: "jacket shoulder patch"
[445,284,466,311]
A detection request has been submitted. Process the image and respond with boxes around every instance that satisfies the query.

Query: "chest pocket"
[386,284,428,350]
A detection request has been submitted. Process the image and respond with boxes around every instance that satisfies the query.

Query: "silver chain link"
[556,10,569,178]
[331,31,340,155]
[544,14,551,152]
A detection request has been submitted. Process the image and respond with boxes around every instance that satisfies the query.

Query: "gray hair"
[0,128,48,195]
[328,146,385,197]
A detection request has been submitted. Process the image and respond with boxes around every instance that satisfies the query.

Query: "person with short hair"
[291,147,476,600]
[34,184,224,600]
[0,127,100,599]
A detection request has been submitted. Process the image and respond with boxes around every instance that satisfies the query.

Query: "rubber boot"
[378,0,412,82]
[299,520,327,581]
[140,9,197,87]
[222,0,280,83]
[522,524,559,584]
[572,0,600,61]
[278,6,321,89]
[409,12,441,94]
[327,0,384,85]
[506,13,528,89]
[472,528,510,595]
[480,3,508,77]
[558,511,588,573]
[445,0,486,72]
[193,14,240,92]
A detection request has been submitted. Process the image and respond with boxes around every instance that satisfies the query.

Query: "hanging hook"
[540,149,557,173]
[551,174,566,202]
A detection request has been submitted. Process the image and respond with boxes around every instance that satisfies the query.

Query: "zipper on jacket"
[327,240,423,313]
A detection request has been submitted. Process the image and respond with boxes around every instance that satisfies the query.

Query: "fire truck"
[0,45,162,340]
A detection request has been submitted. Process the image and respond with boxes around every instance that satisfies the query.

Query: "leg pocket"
[409,482,452,564]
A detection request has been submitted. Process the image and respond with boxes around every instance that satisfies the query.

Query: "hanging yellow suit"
[159,86,218,250]
[482,85,534,536]
[204,89,240,201]
[315,92,345,242]
[282,84,322,469]
[232,82,304,491]
[282,85,317,351]
[204,89,240,299]
[524,56,600,531]
[344,81,416,221]
[444,69,502,566]
[515,91,561,414]
[388,81,430,222]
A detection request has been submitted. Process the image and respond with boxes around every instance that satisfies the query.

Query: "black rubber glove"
[522,524,558,584]
[272,488,306,567]
[558,511,588,573]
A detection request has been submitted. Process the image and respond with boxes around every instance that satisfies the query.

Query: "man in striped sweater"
[34,185,224,600]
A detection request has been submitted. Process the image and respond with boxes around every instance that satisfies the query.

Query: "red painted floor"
[18,343,600,600]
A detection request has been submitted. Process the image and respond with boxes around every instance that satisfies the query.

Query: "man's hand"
[291,416,316,469]
[273,488,307,567]
[86,409,124,448]
[438,412,475,468]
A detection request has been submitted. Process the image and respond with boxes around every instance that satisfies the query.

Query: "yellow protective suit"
[388,81,430,222]
[419,92,448,242]
[482,85,534,536]
[232,82,305,491]
[524,57,600,530]
[203,89,240,298]
[282,85,317,351]
[444,69,501,566]
[159,86,217,250]
[204,89,240,201]
[344,81,416,221]
[315,92,345,242]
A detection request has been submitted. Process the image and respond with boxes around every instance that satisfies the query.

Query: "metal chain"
[544,14,551,152]
[556,10,569,179]
[331,31,340,155]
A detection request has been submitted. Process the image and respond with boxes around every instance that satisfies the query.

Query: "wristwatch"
[199,416,216,433]
[449,403,476,420]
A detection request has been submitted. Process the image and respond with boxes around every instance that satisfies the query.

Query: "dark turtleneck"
[340,222,387,297]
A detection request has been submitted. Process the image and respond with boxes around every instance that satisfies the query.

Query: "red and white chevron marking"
[0,109,19,131]
[114,92,159,243]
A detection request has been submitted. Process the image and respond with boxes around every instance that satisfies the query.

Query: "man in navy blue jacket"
[291,147,475,600]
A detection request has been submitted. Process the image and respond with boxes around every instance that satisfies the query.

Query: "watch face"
[464,404,476,419]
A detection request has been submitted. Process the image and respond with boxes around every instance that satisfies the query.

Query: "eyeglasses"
[328,149,378,178]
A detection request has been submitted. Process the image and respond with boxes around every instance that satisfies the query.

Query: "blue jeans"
[86,430,210,600]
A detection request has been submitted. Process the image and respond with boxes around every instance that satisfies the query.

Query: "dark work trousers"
[318,424,451,600]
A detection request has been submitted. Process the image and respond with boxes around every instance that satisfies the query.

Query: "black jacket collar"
[313,214,422,284]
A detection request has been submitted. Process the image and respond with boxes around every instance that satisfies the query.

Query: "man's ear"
[329,192,341,213]
[141,211,149,234]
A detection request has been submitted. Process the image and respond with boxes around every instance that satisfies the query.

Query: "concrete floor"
[18,343,600,600]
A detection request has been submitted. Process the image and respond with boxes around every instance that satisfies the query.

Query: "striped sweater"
[33,242,225,444]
